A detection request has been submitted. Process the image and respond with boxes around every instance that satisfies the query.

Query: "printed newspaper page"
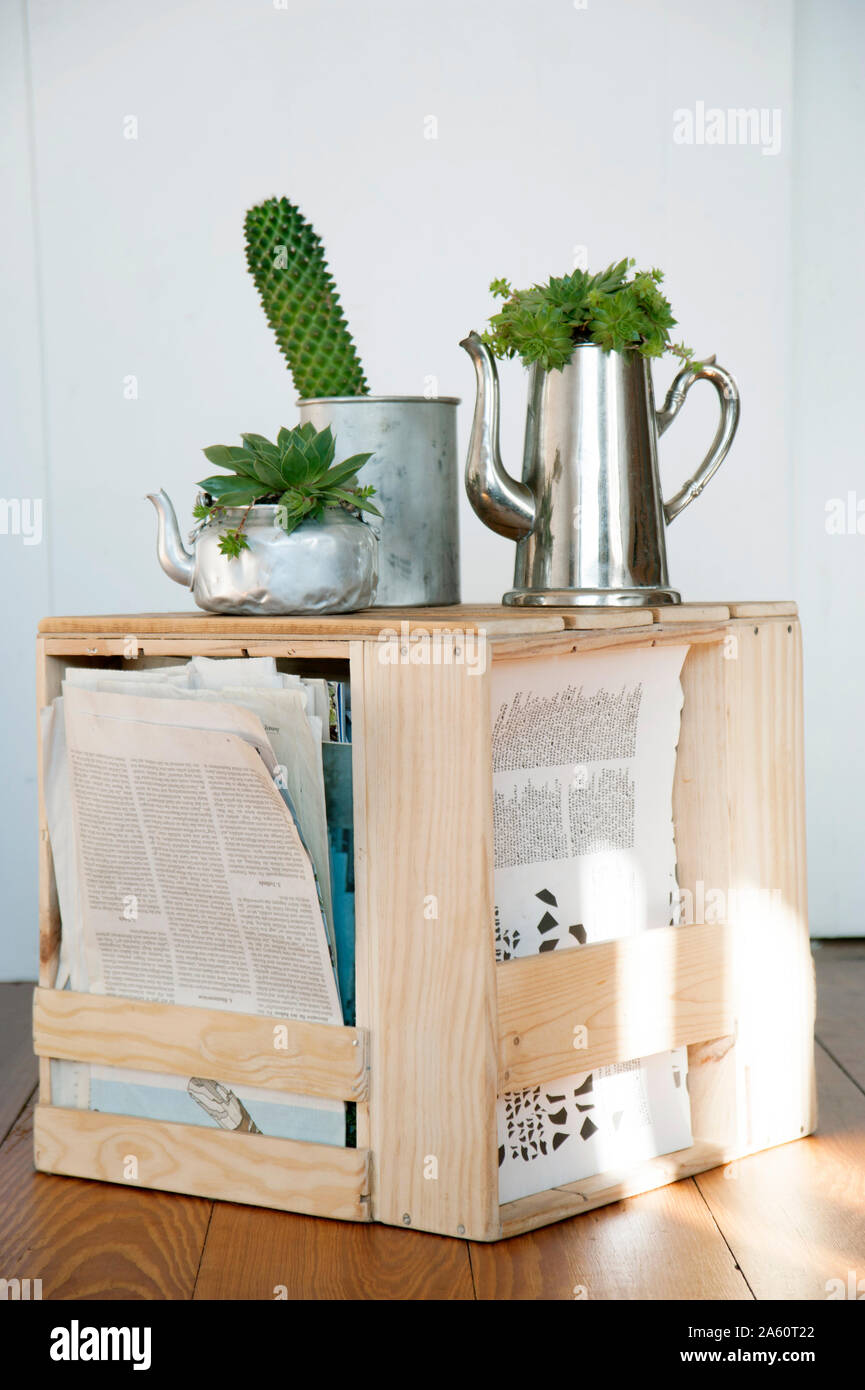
[61,667,335,949]
[56,686,344,1143]
[62,685,340,1021]
[492,644,693,1203]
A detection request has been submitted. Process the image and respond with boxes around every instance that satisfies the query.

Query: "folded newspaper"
[42,657,349,1147]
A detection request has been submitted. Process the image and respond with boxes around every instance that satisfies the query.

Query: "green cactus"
[244,197,369,399]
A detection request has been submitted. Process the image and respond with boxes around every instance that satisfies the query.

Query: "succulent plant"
[482,259,699,373]
[196,424,379,557]
[244,197,369,400]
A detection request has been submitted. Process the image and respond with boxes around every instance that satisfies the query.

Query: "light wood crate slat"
[489,622,730,662]
[496,922,736,1093]
[357,643,501,1241]
[725,601,798,618]
[672,621,815,1157]
[42,637,155,657]
[43,637,350,661]
[499,1139,733,1238]
[33,1105,370,1221]
[36,636,64,1104]
[722,619,816,1147]
[548,610,654,629]
[672,637,741,1151]
[647,604,730,623]
[37,608,567,638]
[32,989,368,1101]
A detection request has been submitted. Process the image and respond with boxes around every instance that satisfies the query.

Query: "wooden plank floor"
[1,943,863,1300]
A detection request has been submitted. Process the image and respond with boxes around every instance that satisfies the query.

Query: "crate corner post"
[355,631,501,1241]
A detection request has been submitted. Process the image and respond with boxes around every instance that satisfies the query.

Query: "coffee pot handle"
[656,356,740,523]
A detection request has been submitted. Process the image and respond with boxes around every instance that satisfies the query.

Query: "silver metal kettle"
[460,334,740,605]
[146,490,378,615]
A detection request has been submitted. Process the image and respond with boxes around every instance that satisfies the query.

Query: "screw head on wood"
[402,1212,411,1225]
[457,1224,466,1235]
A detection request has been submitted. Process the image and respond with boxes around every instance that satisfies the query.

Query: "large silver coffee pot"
[461,334,740,605]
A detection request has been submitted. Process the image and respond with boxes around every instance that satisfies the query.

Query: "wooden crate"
[32,602,815,1241]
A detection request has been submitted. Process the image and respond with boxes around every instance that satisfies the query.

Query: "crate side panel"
[674,621,815,1157]
[724,619,816,1148]
[359,645,500,1240]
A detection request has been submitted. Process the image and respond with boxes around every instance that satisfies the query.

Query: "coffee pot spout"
[460,331,535,540]
[146,489,194,587]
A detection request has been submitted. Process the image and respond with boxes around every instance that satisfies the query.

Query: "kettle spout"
[460,331,534,540]
[146,489,194,587]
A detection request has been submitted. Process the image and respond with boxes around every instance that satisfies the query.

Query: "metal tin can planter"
[297,396,461,607]
[147,491,378,615]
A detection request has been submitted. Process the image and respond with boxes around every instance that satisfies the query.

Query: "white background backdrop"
[1,0,862,976]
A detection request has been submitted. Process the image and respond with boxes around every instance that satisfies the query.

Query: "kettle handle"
[656,356,740,523]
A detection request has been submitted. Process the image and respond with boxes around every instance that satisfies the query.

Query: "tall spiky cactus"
[244,197,369,400]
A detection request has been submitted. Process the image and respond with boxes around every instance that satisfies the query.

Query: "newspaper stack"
[41,656,349,1147]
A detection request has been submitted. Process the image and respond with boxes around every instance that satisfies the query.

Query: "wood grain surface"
[0,1100,211,1299]
[0,983,38,1144]
[33,988,368,1101]
[34,1106,370,1222]
[0,947,859,1298]
[36,601,793,639]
